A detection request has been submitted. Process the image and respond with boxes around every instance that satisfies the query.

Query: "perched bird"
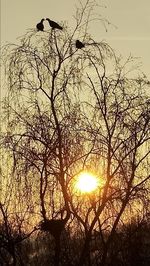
[36,19,45,31]
[46,18,63,30]
[76,40,85,49]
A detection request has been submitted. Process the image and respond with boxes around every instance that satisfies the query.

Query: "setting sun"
[75,172,98,193]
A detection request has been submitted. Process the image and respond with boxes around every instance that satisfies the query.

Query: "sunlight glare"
[75,172,98,193]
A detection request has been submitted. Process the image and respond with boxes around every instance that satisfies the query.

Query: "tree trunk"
[78,234,91,266]
[54,237,61,266]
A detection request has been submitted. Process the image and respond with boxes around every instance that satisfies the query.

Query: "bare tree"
[1,0,150,265]
[77,54,150,265]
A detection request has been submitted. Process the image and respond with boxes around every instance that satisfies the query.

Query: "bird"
[46,18,63,30]
[76,40,85,49]
[36,19,45,31]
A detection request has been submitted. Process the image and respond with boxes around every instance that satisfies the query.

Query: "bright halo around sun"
[75,172,98,193]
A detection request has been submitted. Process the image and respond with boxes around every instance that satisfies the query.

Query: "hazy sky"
[1,0,150,77]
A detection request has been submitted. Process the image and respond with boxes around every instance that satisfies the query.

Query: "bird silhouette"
[76,40,85,49]
[36,19,45,31]
[46,18,63,30]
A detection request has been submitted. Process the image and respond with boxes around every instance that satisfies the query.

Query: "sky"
[0,0,150,78]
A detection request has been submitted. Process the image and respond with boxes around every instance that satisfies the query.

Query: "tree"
[77,54,150,265]
[1,0,150,265]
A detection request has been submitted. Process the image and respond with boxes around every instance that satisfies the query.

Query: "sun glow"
[75,172,98,193]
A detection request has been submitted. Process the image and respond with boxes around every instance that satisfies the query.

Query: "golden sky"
[1,0,150,77]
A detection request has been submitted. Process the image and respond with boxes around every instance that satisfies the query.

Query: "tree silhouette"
[1,0,150,265]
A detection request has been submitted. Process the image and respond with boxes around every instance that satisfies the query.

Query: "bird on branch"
[36,19,45,31]
[76,40,85,49]
[46,18,63,30]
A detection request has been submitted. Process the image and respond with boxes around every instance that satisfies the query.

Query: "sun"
[75,172,98,193]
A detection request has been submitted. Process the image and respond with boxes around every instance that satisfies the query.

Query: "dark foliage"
[1,220,150,266]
